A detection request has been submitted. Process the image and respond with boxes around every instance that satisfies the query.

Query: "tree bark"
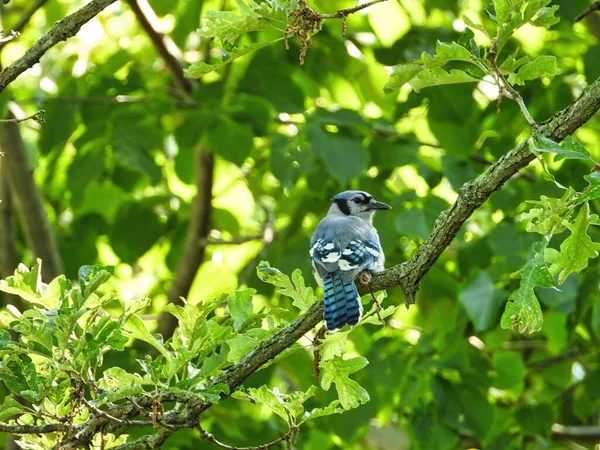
[1,119,62,280]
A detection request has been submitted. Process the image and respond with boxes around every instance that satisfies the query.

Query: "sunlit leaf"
[547,203,600,284]
[257,262,317,312]
[227,288,256,332]
[501,239,554,333]
[320,356,370,410]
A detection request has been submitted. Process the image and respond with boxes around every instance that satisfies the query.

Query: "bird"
[310,190,391,332]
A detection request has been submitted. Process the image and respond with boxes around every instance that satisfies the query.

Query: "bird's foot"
[358,270,372,285]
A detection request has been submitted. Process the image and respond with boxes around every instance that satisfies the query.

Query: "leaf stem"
[488,39,538,127]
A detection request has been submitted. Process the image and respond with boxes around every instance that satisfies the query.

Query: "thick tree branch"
[54,75,600,450]
[366,76,600,302]
[0,118,63,280]
[0,0,118,93]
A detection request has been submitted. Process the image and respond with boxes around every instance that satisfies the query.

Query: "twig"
[199,234,265,248]
[0,30,19,44]
[197,423,297,450]
[80,396,154,428]
[0,0,49,47]
[0,109,45,123]
[575,1,600,22]
[0,423,69,434]
[488,39,538,128]
[0,0,118,93]
[552,424,600,441]
[527,350,582,369]
[318,0,387,19]
[125,0,193,95]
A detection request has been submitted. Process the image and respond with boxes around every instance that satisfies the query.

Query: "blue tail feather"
[323,271,361,331]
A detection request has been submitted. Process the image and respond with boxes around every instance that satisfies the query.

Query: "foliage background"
[0,0,600,449]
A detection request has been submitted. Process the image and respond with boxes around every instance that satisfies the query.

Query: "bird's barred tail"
[323,271,362,331]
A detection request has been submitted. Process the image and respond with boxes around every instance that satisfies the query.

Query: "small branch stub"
[0,110,45,124]
[0,30,20,44]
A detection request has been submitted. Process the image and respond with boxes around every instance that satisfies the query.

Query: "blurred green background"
[1,0,600,448]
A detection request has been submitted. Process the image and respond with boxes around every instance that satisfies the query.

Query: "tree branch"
[0,118,63,280]
[317,0,388,19]
[0,30,19,45]
[0,109,44,123]
[0,423,68,434]
[575,1,600,22]
[366,76,600,302]
[125,0,193,95]
[552,424,600,441]
[0,0,118,93]
[49,75,600,450]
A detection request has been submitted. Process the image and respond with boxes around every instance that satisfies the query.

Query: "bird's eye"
[353,198,361,203]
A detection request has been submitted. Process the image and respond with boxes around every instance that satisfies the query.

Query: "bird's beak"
[369,200,392,210]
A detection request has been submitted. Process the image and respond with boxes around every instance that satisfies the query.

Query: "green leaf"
[493,0,514,25]
[124,316,173,369]
[301,400,345,423]
[78,264,115,301]
[227,288,255,332]
[0,261,43,305]
[256,262,317,312]
[501,240,554,333]
[459,271,504,332]
[226,334,259,363]
[184,40,281,78]
[515,403,556,437]
[383,63,423,93]
[429,41,473,66]
[198,0,286,45]
[514,55,557,85]
[493,351,525,399]
[544,312,568,354]
[547,203,600,284]
[530,5,559,28]
[97,367,149,401]
[308,126,368,185]
[0,396,25,422]
[578,172,600,203]
[320,356,369,410]
[517,188,576,235]
[318,330,350,361]
[462,15,489,36]
[207,116,254,166]
[410,68,480,92]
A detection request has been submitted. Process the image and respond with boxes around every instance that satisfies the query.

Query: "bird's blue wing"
[310,237,342,273]
[337,239,382,280]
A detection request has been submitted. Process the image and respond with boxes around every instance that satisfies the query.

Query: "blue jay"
[310,190,391,331]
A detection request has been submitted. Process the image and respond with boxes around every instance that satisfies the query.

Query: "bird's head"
[329,190,391,223]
